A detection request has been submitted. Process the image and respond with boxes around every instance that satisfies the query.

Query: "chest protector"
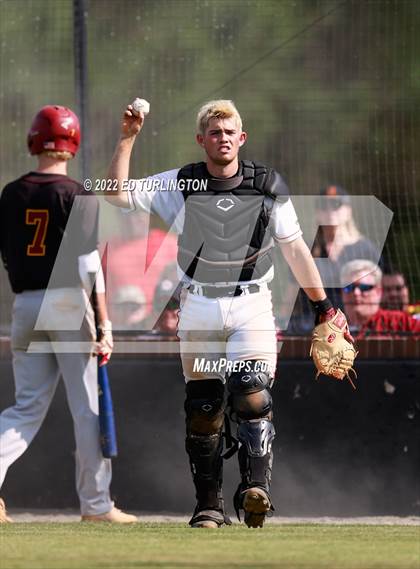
[177,160,289,283]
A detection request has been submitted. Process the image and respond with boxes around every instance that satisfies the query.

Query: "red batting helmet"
[27,105,81,156]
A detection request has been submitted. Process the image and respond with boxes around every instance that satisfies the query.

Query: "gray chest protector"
[177,160,289,283]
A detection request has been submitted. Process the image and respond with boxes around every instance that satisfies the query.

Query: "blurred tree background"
[0,0,419,330]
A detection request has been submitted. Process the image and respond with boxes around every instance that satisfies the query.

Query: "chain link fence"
[1,0,419,333]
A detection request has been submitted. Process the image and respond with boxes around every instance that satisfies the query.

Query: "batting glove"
[95,320,114,366]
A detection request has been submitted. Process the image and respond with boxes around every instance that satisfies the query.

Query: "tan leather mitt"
[310,309,358,389]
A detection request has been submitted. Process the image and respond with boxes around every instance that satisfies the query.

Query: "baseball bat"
[98,363,118,458]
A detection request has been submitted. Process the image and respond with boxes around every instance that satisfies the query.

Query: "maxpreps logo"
[193,359,270,374]
[216,198,235,212]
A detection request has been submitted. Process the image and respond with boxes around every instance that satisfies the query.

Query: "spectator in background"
[312,185,380,287]
[150,263,181,335]
[340,260,420,338]
[381,270,410,312]
[106,213,178,328]
[282,185,380,334]
[111,285,147,331]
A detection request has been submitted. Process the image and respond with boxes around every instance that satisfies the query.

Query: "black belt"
[187,283,260,298]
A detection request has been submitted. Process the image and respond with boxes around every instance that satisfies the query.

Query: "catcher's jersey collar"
[206,175,244,192]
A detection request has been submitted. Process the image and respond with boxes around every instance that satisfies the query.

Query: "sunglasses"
[343,283,376,294]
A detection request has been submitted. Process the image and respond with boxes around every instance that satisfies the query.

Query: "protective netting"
[0,0,419,333]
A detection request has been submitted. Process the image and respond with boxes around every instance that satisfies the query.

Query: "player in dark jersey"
[0,105,136,524]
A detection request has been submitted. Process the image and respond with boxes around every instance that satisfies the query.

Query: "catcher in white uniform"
[105,99,355,528]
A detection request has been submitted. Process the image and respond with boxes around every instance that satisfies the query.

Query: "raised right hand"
[120,104,145,139]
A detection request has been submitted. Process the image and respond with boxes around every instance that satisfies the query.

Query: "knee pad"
[185,379,226,434]
[227,361,273,420]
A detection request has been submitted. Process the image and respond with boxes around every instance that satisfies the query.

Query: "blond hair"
[196,100,242,135]
[340,259,382,287]
[42,150,73,161]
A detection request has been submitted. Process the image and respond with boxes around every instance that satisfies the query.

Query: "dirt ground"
[7,510,420,525]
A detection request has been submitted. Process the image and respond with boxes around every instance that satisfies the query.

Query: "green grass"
[1,523,419,569]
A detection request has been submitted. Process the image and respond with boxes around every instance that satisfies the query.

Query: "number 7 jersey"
[0,172,99,293]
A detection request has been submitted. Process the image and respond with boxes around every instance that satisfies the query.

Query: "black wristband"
[310,297,333,315]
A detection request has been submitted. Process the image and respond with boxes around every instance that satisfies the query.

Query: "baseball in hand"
[131,98,150,116]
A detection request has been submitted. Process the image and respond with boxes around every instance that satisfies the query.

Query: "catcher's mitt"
[310,309,358,389]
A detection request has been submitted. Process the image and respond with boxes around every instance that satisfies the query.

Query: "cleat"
[191,519,219,529]
[242,487,272,528]
[0,498,13,523]
[189,507,232,529]
[81,507,137,524]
